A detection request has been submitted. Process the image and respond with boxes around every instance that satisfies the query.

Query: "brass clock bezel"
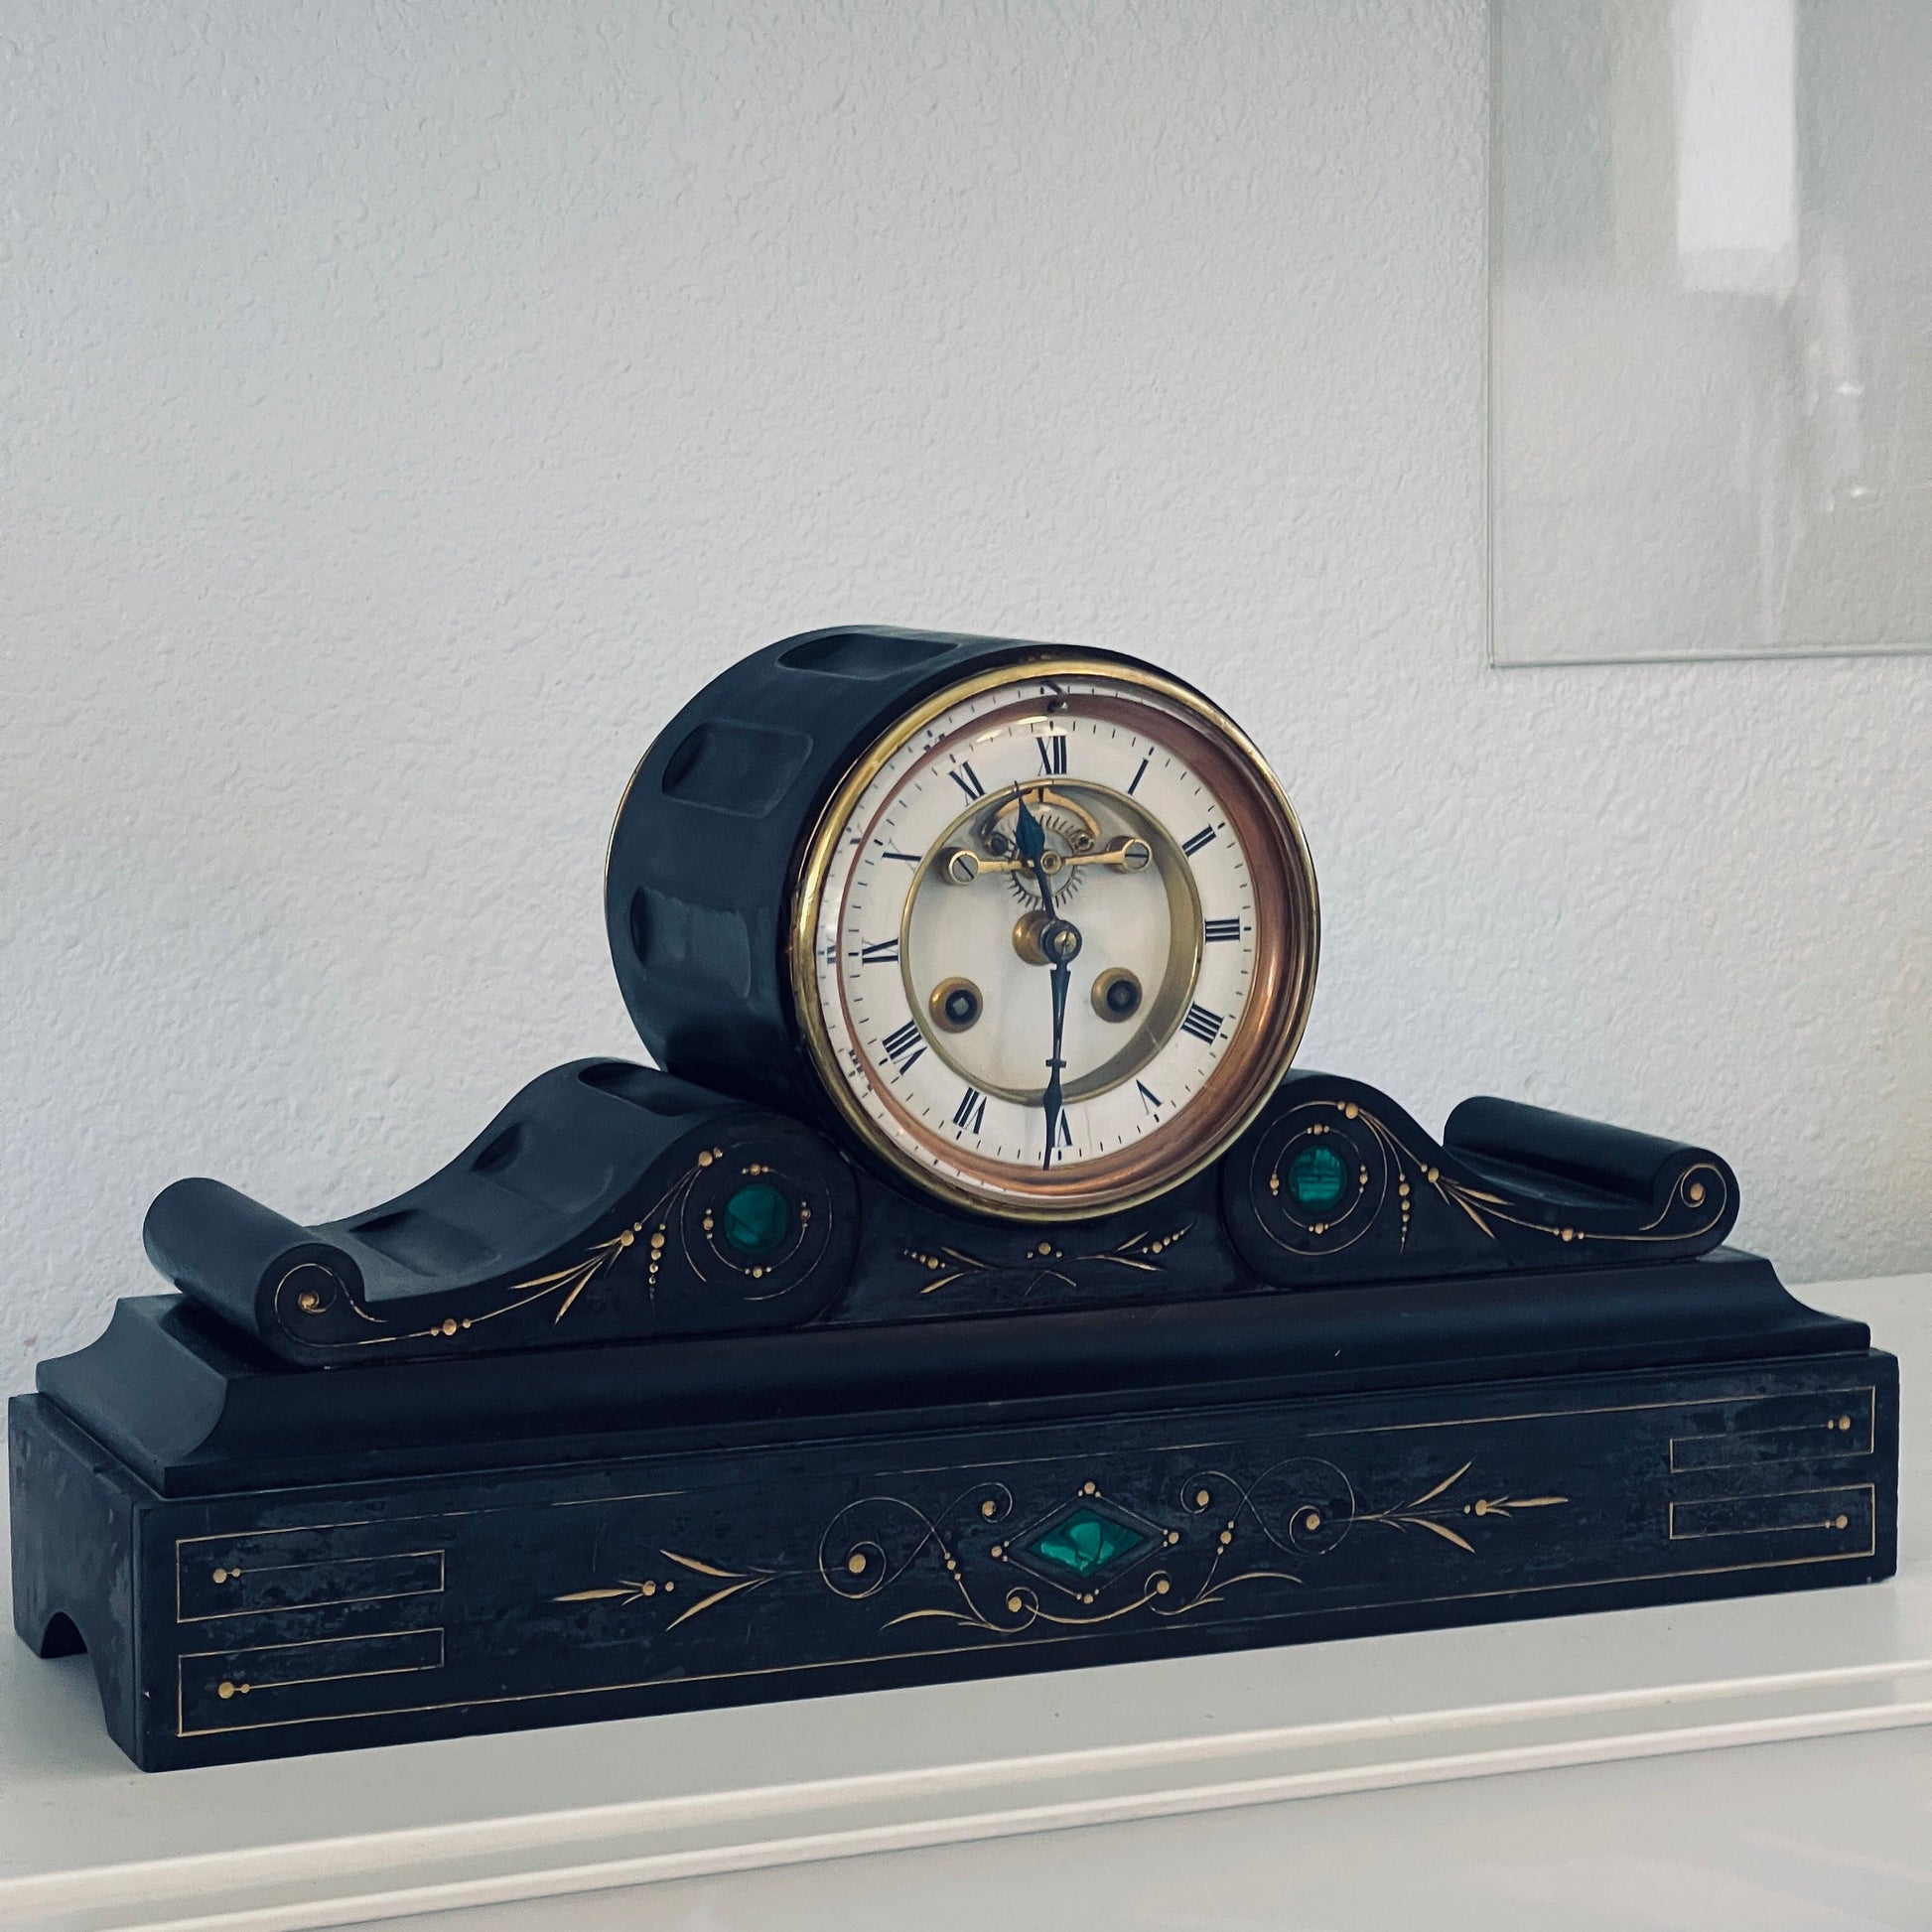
[785,654,1320,1221]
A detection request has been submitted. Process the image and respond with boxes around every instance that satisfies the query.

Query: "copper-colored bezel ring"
[786,653,1320,1222]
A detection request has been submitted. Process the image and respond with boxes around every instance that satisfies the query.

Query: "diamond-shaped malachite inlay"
[1028,1506,1147,1580]
[721,1181,788,1255]
[1287,1142,1348,1210]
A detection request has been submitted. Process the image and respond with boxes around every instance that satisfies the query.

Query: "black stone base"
[11,1300,1899,1770]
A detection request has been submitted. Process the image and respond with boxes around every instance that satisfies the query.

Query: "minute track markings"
[802,664,1311,1213]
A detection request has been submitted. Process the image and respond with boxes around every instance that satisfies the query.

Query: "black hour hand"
[1012,787,1053,916]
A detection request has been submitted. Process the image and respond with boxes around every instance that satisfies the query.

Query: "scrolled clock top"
[607,628,1318,1220]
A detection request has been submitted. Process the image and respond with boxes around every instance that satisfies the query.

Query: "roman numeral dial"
[794,657,1318,1219]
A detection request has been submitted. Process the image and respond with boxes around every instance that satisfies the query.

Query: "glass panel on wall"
[1490,0,1932,664]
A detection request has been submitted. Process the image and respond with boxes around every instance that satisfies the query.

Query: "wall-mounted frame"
[1489,0,1932,667]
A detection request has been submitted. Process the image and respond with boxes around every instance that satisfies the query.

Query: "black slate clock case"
[10,626,1899,1771]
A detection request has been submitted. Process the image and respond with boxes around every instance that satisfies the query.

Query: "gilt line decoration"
[1258,1098,1730,1259]
[904,1221,1194,1296]
[551,1457,1570,1643]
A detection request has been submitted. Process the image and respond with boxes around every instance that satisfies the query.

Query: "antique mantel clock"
[12,627,1899,1771]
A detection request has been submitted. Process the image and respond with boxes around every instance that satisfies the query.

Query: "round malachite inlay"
[1286,1143,1348,1211]
[1029,1506,1146,1580]
[721,1181,789,1256]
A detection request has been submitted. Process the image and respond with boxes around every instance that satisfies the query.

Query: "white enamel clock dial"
[789,658,1318,1219]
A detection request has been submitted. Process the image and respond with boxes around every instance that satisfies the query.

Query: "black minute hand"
[1040,945,1072,1169]
[1013,786,1079,1168]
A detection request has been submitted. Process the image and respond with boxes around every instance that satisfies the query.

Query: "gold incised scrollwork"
[550,1457,1570,1645]
[277,1213,651,1351]
[1350,1460,1569,1551]
[278,1140,824,1351]
[1259,1098,1731,1258]
[904,1220,1193,1296]
[181,1384,1877,1739]
[554,1549,775,1628]
[274,1161,705,1350]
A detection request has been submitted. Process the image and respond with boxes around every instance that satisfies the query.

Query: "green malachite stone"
[1287,1143,1348,1210]
[1028,1506,1146,1579]
[721,1182,788,1256]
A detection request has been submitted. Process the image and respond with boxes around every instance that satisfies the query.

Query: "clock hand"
[1041,940,1072,1169]
[1011,785,1054,916]
[1042,946,1073,1167]
[1011,787,1082,1167]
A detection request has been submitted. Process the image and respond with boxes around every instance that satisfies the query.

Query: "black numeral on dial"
[1036,733,1068,776]
[1181,826,1216,857]
[881,1020,926,1074]
[858,938,899,964]
[1203,918,1241,943]
[952,1086,988,1134]
[949,761,986,801]
[1179,1003,1224,1044]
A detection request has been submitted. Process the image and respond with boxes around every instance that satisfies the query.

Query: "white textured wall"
[3,2,1926,1388]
